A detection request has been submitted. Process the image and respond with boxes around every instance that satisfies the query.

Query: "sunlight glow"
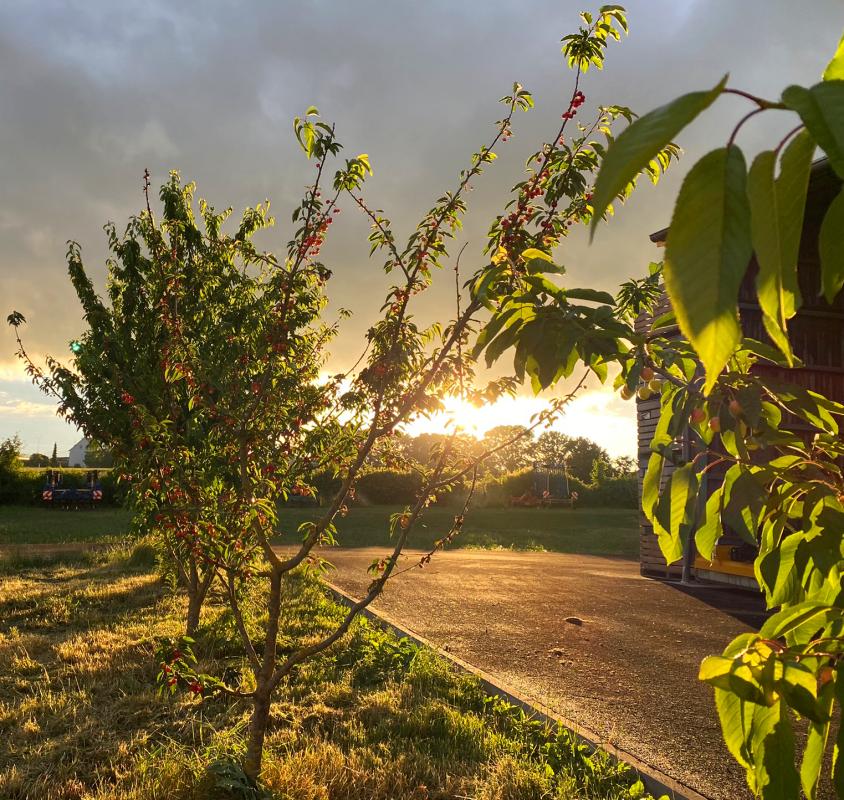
[403,388,637,459]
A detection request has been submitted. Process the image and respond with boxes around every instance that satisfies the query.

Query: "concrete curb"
[325,581,712,800]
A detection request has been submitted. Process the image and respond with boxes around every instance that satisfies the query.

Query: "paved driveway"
[314,548,767,800]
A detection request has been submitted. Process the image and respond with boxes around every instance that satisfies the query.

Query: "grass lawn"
[0,553,659,800]
[0,505,132,544]
[275,506,640,558]
[0,505,640,558]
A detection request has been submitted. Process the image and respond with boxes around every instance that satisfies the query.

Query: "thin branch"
[454,242,468,399]
[723,87,786,110]
[270,446,453,690]
[727,107,766,149]
[225,571,261,673]
[388,466,479,580]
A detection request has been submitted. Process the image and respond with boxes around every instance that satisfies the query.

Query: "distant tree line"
[11,430,629,482]
[373,426,634,483]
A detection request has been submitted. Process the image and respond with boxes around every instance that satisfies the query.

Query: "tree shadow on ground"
[666,580,769,629]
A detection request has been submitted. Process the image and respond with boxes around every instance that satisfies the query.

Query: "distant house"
[68,438,90,467]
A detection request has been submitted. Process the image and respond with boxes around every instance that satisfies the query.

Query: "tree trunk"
[183,555,214,636]
[185,588,203,636]
[243,568,283,784]
[244,683,272,782]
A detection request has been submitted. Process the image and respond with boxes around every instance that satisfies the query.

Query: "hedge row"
[479,468,637,509]
[0,468,125,506]
[311,470,427,506]
[0,465,636,509]
[315,467,637,509]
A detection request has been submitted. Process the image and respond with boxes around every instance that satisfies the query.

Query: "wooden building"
[637,159,844,587]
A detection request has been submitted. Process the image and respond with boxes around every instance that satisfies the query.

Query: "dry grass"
[0,551,659,800]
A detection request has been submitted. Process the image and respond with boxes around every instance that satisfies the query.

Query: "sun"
[403,394,548,439]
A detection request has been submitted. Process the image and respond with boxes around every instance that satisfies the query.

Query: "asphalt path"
[312,547,768,800]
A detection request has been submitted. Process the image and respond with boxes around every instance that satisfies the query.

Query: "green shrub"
[480,469,537,507]
[479,468,636,509]
[127,538,159,568]
[356,469,423,505]
[312,470,341,503]
[573,474,637,508]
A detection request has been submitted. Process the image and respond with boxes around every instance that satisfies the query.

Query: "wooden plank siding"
[636,160,844,583]
[634,296,683,577]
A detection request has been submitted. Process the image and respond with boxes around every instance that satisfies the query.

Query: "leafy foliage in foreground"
[473,19,844,800]
[0,558,662,800]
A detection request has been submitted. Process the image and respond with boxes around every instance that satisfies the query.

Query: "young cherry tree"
[160,5,686,781]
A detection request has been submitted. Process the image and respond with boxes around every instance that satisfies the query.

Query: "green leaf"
[760,602,837,639]
[759,531,803,606]
[825,33,844,82]
[819,186,844,303]
[735,384,763,428]
[663,146,753,393]
[695,486,723,560]
[653,462,697,564]
[748,130,813,364]
[485,323,524,368]
[742,337,802,367]
[699,655,765,702]
[650,309,676,330]
[699,654,737,683]
[715,687,752,770]
[473,306,519,357]
[782,82,844,178]
[800,681,834,800]
[753,701,799,800]
[472,264,508,307]
[521,247,554,263]
[721,466,764,543]
[641,451,664,521]
[523,274,565,299]
[564,288,615,304]
[669,462,698,545]
[777,661,825,724]
[526,259,565,276]
[590,75,727,238]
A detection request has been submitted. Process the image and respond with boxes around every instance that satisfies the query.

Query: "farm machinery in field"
[41,470,104,509]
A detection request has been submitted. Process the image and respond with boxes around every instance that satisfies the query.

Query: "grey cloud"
[2,0,842,385]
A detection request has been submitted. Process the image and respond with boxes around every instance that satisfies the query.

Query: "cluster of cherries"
[561,90,586,120]
[497,89,594,254]
[499,166,552,253]
[160,648,203,694]
[296,165,340,260]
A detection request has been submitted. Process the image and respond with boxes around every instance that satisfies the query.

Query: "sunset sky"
[2,0,842,460]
